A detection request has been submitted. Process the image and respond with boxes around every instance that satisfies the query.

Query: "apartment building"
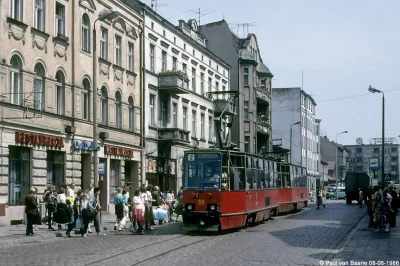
[0,0,143,224]
[123,1,231,192]
[200,20,273,155]
[271,88,321,191]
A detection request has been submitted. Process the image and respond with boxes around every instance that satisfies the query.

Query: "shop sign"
[15,132,64,148]
[98,163,105,175]
[104,145,134,158]
[73,140,95,151]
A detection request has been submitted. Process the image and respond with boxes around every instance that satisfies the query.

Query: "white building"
[124,1,231,192]
[272,87,320,191]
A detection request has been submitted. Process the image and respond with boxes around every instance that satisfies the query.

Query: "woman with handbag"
[132,189,145,234]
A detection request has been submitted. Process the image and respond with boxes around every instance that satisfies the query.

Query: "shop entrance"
[81,154,91,191]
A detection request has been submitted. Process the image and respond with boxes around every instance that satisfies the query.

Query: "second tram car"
[182,149,308,231]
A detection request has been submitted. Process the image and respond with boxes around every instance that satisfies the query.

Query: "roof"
[257,63,272,75]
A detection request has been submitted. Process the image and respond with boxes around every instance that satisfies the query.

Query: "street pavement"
[0,200,384,266]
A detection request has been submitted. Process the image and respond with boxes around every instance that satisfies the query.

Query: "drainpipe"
[70,0,76,155]
[140,10,146,186]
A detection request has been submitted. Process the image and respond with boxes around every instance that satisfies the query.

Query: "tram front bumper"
[182,211,220,231]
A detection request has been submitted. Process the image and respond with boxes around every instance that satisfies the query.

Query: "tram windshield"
[184,152,221,190]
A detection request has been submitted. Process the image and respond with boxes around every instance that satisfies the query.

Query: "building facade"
[320,136,350,186]
[124,1,231,192]
[200,20,273,155]
[0,0,143,224]
[345,140,400,184]
[271,87,320,191]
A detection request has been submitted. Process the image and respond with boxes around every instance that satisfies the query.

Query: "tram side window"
[252,157,259,189]
[258,159,265,189]
[272,162,278,188]
[246,157,253,189]
[221,167,229,190]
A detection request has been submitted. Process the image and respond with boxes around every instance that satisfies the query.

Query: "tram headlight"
[210,205,216,211]
[187,205,193,210]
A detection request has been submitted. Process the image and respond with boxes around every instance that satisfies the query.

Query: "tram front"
[182,151,223,231]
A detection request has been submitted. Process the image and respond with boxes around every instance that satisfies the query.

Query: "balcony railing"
[158,128,190,144]
[158,71,189,94]
[213,99,236,116]
[256,117,271,135]
[255,87,270,102]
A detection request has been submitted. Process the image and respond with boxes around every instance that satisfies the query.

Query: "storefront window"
[110,160,120,203]
[47,151,65,191]
[8,146,30,205]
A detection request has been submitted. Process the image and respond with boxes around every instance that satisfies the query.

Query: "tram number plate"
[188,154,195,161]
[198,199,205,205]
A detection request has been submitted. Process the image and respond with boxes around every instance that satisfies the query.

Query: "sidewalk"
[0,212,134,246]
[332,212,400,262]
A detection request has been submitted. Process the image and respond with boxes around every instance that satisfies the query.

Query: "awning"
[328,176,335,181]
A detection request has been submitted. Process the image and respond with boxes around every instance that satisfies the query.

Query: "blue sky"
[144,0,400,145]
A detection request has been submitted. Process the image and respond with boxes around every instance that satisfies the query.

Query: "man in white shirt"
[67,183,76,201]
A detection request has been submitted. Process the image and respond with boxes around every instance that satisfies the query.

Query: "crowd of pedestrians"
[24,183,184,237]
[365,184,398,232]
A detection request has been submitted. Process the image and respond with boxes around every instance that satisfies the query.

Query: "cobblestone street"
[0,201,372,266]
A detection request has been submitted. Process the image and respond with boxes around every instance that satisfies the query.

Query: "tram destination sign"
[187,153,220,161]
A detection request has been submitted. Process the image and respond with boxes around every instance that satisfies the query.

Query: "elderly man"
[25,188,39,236]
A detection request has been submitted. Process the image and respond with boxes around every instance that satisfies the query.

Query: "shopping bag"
[75,216,84,229]
[35,211,42,225]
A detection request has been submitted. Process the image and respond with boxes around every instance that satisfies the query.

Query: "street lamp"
[368,85,385,186]
[93,10,120,187]
[335,130,348,199]
[290,121,301,164]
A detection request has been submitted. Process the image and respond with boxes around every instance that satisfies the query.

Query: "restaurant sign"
[104,145,134,158]
[15,132,64,148]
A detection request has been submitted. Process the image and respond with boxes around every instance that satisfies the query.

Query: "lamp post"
[335,131,348,199]
[290,121,301,164]
[92,10,120,187]
[368,85,385,186]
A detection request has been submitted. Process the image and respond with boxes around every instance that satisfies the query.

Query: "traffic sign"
[385,174,391,181]
[369,158,380,171]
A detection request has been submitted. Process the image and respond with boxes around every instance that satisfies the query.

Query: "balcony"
[256,118,271,135]
[213,99,236,116]
[158,128,190,145]
[158,71,189,94]
[256,87,270,102]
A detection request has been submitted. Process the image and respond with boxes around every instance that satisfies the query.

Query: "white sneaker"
[82,234,88,238]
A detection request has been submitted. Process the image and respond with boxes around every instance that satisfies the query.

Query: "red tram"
[182,149,308,231]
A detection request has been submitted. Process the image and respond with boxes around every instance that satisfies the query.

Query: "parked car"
[326,187,346,200]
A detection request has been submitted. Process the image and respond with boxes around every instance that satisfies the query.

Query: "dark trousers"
[82,220,89,235]
[47,205,55,228]
[389,212,397,227]
[26,214,34,235]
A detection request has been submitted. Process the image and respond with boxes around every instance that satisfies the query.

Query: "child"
[65,196,74,237]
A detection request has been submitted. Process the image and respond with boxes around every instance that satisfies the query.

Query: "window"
[100,87,108,125]
[81,14,90,52]
[253,102,256,121]
[160,100,167,128]
[201,114,205,139]
[150,44,155,72]
[10,0,22,21]
[261,79,266,89]
[34,63,45,111]
[172,57,177,71]
[192,68,196,91]
[100,28,108,59]
[183,107,187,130]
[82,79,89,120]
[127,43,134,71]
[253,137,256,154]
[163,30,166,37]
[55,2,65,36]
[55,71,65,115]
[244,101,249,120]
[34,0,45,31]
[215,81,219,92]
[115,91,122,128]
[192,110,197,137]
[244,68,249,86]
[128,96,134,131]
[183,63,187,74]
[193,49,195,56]
[162,51,167,72]
[209,60,211,67]
[10,55,22,105]
[201,55,204,61]
[208,77,212,93]
[173,103,178,128]
[392,147,398,152]
[208,116,213,140]
[245,136,250,153]
[184,43,186,50]
[151,22,154,29]
[149,95,155,126]
[47,151,65,191]
[200,73,205,95]
[115,35,122,66]
[8,147,30,205]
[217,65,219,72]
[174,36,176,43]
